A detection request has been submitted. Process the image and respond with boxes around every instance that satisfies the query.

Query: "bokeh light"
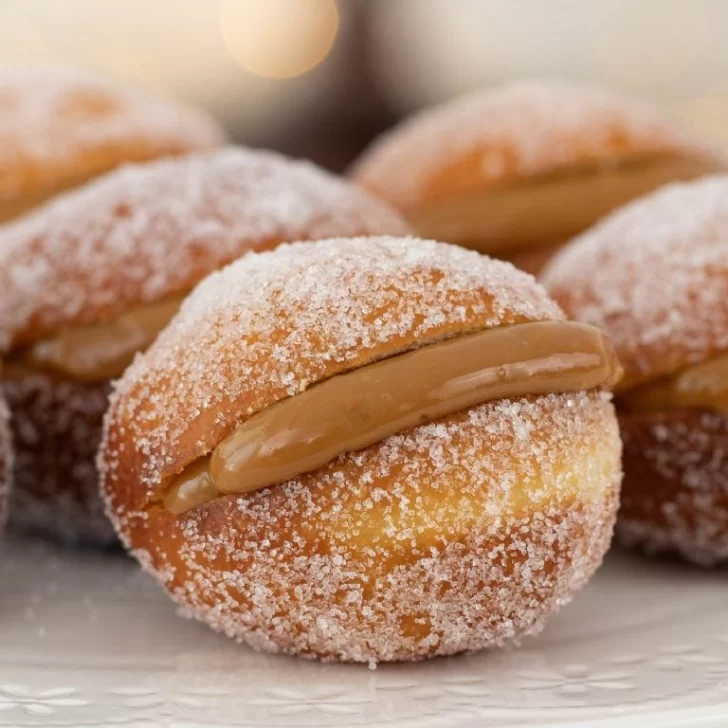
[0,0,345,136]
[220,0,339,80]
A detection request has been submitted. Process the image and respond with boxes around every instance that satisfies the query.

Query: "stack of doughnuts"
[351,80,726,273]
[99,236,622,663]
[543,176,728,566]
[0,67,225,222]
[0,148,409,544]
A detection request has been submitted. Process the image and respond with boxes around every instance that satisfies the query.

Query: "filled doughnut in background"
[0,66,225,222]
[100,236,622,664]
[543,175,728,566]
[350,79,726,274]
[0,148,410,545]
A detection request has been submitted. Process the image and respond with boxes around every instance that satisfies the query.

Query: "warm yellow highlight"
[220,0,339,79]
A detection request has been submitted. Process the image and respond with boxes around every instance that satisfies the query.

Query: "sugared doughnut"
[0,148,410,544]
[543,175,728,566]
[99,236,622,664]
[350,80,726,274]
[0,66,224,222]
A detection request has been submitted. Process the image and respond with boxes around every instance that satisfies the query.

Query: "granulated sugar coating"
[100,237,622,662]
[543,175,728,566]
[0,66,223,211]
[618,408,728,566]
[350,79,721,211]
[104,236,563,502]
[3,376,113,545]
[543,175,728,390]
[0,147,410,350]
[0,152,408,546]
[0,394,12,539]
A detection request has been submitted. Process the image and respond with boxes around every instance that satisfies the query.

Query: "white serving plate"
[0,537,727,728]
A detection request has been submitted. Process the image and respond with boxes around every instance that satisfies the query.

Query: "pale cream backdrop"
[0,0,726,147]
[370,0,728,145]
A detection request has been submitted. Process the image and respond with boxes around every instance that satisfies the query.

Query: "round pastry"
[0,66,225,222]
[0,148,410,544]
[99,236,622,664]
[350,79,726,274]
[543,175,728,566]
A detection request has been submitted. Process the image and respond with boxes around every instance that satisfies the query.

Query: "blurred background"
[3,0,728,171]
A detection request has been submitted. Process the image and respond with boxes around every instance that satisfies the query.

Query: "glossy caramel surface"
[164,320,621,514]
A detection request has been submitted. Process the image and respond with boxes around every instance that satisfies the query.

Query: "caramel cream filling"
[164,320,622,515]
[410,154,716,257]
[6,297,184,381]
[619,351,728,413]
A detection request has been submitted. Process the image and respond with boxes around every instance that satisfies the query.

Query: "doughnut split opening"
[618,350,728,414]
[0,151,411,546]
[409,155,713,258]
[100,235,624,663]
[164,320,621,514]
[542,176,728,566]
[5,297,184,381]
[352,80,727,276]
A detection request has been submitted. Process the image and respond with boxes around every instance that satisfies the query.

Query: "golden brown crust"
[0,66,225,221]
[350,80,725,215]
[543,176,728,390]
[104,392,621,662]
[0,148,410,350]
[617,408,728,565]
[100,237,621,662]
[101,237,564,512]
[543,176,728,565]
[3,375,114,544]
[0,156,408,545]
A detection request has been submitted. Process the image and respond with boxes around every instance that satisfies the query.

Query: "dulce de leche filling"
[163,320,622,515]
[6,297,184,381]
[618,351,728,414]
[409,154,716,257]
